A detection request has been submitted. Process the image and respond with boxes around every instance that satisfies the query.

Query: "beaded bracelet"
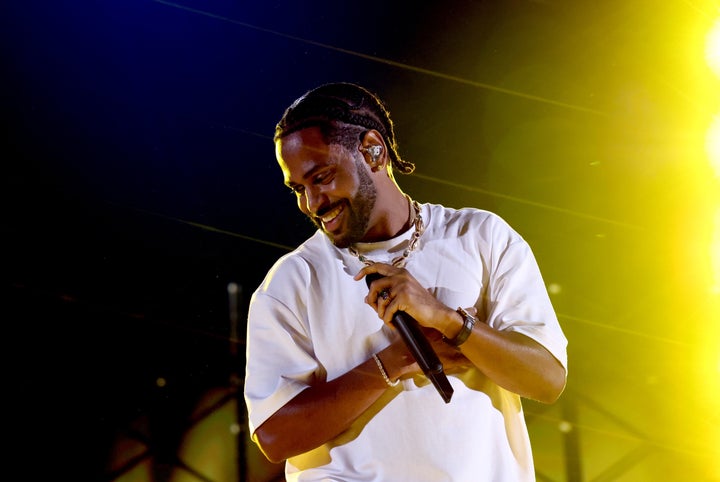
[372,353,400,387]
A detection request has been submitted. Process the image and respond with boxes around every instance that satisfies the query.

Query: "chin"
[327,231,352,249]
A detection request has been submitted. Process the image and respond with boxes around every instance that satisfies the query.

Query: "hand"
[423,326,474,375]
[354,263,455,332]
[376,325,473,381]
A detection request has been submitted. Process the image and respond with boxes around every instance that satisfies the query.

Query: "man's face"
[277,127,377,248]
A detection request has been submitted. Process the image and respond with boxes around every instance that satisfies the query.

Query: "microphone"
[365,273,453,403]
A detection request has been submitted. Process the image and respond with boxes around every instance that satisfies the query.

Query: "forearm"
[449,316,566,403]
[253,356,394,463]
[358,261,567,403]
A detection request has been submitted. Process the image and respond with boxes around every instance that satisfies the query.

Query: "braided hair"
[274,82,415,174]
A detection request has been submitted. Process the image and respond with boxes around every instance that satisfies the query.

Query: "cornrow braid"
[274,82,415,174]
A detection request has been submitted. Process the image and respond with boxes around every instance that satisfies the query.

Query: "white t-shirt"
[244,203,568,482]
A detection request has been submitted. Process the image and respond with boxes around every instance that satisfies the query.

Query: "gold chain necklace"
[348,197,424,268]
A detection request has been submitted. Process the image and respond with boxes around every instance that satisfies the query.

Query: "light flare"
[707,17,720,78]
[708,115,720,179]
[714,207,720,294]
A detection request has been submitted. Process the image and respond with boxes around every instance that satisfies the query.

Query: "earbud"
[362,145,383,164]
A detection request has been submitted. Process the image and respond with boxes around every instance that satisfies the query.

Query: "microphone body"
[365,273,453,403]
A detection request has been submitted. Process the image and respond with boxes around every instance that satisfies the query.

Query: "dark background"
[4,1,719,481]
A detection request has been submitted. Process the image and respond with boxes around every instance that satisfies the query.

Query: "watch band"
[443,307,476,347]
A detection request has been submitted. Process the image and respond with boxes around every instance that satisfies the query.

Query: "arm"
[253,338,417,463]
[357,263,567,404]
[435,307,566,403]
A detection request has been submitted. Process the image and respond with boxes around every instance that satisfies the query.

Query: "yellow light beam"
[706,17,720,78]
[708,115,720,178]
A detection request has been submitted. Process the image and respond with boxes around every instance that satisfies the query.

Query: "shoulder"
[422,202,519,240]
[257,231,329,292]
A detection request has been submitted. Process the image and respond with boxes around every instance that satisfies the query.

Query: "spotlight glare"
[547,283,562,295]
[713,208,720,294]
[708,17,720,78]
[708,116,720,179]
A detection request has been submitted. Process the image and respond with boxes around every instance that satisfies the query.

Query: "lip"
[319,203,345,232]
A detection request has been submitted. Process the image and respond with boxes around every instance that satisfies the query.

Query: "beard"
[310,160,377,248]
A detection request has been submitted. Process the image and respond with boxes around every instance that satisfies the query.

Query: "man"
[244,82,568,481]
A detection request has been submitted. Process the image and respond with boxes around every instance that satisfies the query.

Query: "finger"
[379,294,400,324]
[353,262,396,281]
[365,285,391,311]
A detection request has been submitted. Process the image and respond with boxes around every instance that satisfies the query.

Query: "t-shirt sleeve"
[484,218,568,371]
[243,263,322,436]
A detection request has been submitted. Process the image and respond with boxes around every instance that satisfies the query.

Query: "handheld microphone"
[365,273,453,403]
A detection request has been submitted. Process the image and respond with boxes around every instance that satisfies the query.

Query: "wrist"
[439,306,465,340]
[442,307,476,347]
[372,353,400,387]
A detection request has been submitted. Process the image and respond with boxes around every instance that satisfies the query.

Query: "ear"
[359,130,387,171]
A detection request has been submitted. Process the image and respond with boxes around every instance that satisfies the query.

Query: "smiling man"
[243,82,568,482]
[280,125,381,248]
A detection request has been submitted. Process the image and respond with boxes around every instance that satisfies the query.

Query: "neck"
[348,196,424,268]
[361,189,413,243]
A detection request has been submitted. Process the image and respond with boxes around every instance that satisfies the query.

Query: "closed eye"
[286,167,335,195]
[288,184,304,195]
[313,170,335,186]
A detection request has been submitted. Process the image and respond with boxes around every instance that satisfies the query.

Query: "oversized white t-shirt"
[244,203,568,482]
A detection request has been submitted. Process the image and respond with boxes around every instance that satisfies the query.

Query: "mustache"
[314,200,344,219]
